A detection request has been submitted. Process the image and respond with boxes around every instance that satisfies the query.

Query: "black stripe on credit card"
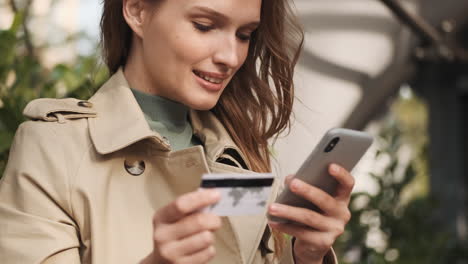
[201,178,274,188]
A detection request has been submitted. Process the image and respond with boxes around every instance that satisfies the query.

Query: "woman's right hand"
[141,189,222,264]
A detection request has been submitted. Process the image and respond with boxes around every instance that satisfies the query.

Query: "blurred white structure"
[273,0,417,193]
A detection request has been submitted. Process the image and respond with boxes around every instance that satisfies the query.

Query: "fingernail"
[268,221,279,227]
[290,179,301,190]
[270,203,280,212]
[209,189,220,199]
[331,164,340,173]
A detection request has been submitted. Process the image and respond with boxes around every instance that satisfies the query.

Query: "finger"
[178,245,216,264]
[328,164,355,201]
[163,231,215,258]
[155,190,220,223]
[288,178,338,215]
[157,212,221,241]
[284,174,294,186]
[268,222,335,252]
[268,203,335,231]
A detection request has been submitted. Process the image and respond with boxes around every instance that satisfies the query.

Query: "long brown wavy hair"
[100,0,304,258]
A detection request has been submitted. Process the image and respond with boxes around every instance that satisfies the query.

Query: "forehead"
[181,0,262,22]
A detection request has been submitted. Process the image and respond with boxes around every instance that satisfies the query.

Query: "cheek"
[142,23,206,69]
[238,45,250,68]
[141,33,169,70]
[170,34,212,66]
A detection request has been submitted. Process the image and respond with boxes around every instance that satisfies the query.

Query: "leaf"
[0,31,17,81]
[9,12,24,33]
[0,130,14,153]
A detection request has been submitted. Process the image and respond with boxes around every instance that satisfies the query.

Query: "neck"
[131,88,189,127]
[124,39,160,96]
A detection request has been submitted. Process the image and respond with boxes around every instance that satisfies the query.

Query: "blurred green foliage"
[0,7,108,176]
[335,93,468,263]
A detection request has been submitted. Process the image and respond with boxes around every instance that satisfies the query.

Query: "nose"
[213,36,243,70]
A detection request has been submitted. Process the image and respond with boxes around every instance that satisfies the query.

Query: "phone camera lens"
[324,137,340,153]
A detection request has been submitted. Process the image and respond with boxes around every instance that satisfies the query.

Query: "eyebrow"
[189,6,260,28]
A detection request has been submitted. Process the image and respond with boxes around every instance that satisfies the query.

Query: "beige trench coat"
[0,70,337,264]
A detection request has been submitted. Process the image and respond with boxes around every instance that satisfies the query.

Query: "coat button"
[124,159,145,176]
[78,100,93,108]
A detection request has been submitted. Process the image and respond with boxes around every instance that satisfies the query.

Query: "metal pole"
[378,0,468,62]
[379,0,443,44]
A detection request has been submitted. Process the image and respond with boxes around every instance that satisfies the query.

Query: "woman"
[0,0,354,263]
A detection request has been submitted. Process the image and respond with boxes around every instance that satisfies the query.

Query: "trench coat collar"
[88,68,249,166]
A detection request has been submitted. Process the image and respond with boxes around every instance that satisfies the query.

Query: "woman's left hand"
[267,164,354,264]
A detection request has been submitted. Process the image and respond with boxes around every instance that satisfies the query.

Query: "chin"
[183,93,221,111]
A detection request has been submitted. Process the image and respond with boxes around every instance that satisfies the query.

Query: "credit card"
[200,173,275,216]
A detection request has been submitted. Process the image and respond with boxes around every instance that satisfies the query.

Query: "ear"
[122,0,148,38]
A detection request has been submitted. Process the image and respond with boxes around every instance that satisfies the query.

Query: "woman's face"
[137,0,261,110]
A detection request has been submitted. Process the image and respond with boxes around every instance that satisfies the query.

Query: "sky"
[77,0,102,55]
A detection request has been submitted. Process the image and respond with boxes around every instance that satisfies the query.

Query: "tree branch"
[8,0,35,58]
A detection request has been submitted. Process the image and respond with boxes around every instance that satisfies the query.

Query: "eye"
[237,30,255,43]
[193,22,214,32]
[237,33,252,42]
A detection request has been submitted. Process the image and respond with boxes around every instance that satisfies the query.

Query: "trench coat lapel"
[191,113,276,263]
[86,69,246,160]
[189,109,251,169]
[191,106,275,264]
[88,69,170,154]
[86,69,272,264]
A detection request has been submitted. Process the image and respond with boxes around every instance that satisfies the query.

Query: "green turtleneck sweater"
[131,88,200,151]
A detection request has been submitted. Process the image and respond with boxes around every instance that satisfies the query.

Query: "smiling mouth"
[193,70,224,84]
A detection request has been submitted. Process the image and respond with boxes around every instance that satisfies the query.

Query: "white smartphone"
[268,128,374,223]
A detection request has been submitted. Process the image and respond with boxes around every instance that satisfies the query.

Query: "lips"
[192,70,228,92]
[193,70,228,84]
